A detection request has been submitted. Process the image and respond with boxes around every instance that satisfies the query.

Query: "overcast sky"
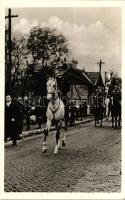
[5,7,121,76]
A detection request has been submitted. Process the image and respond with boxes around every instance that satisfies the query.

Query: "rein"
[47,78,61,121]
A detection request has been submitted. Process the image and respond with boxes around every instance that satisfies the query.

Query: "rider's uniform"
[55,61,64,89]
[54,60,68,100]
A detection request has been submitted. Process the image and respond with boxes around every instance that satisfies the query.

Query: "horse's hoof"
[53,150,58,154]
[62,141,65,147]
[42,145,47,153]
[58,147,61,150]
[42,149,47,153]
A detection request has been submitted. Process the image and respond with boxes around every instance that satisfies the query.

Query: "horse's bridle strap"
[49,98,60,116]
[48,93,58,101]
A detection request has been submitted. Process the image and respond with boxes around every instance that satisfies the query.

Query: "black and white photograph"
[2,0,124,198]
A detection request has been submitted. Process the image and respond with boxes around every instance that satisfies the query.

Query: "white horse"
[42,77,66,154]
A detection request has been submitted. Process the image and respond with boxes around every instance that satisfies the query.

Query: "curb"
[5,117,94,148]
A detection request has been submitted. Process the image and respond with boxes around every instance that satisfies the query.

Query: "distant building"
[64,67,93,101]
[64,67,104,113]
[85,72,104,88]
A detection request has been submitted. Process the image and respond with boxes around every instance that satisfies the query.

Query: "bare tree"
[11,36,28,84]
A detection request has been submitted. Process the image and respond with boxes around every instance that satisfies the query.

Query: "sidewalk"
[5,116,94,148]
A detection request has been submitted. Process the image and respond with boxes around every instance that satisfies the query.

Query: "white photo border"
[0,0,125,199]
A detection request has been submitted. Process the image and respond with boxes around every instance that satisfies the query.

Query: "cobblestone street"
[4,120,121,192]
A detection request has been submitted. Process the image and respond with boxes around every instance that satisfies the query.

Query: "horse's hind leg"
[42,120,51,153]
[62,131,66,147]
[54,121,62,154]
[42,129,48,153]
[54,132,60,154]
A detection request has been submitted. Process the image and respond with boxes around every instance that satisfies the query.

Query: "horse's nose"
[47,93,52,100]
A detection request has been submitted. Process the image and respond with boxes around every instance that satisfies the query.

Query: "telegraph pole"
[97,59,105,74]
[5,8,18,94]
[104,71,107,87]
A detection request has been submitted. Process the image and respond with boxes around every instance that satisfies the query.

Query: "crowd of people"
[5,91,121,146]
[5,95,88,146]
[5,95,31,146]
[90,84,121,128]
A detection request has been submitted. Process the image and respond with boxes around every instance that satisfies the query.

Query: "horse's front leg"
[62,130,66,147]
[54,121,62,154]
[42,120,51,153]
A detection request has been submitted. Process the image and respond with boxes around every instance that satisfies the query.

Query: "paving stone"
[4,120,121,192]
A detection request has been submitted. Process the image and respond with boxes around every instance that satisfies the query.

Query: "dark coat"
[17,101,26,134]
[35,102,47,124]
[23,100,31,116]
[5,102,21,139]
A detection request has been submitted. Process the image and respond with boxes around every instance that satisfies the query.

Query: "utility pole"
[104,71,107,87]
[5,8,18,95]
[97,59,105,74]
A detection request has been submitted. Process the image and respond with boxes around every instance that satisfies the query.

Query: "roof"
[86,72,99,85]
[64,68,94,88]
[85,72,104,87]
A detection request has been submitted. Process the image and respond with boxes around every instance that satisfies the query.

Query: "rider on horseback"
[92,87,105,126]
[53,57,70,104]
[108,85,121,128]
[53,57,70,129]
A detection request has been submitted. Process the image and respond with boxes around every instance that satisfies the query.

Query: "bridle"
[47,78,61,119]
[49,97,61,122]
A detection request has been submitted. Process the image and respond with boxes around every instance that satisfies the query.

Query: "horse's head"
[46,77,58,100]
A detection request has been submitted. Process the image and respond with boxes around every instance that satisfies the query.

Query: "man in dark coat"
[5,95,21,146]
